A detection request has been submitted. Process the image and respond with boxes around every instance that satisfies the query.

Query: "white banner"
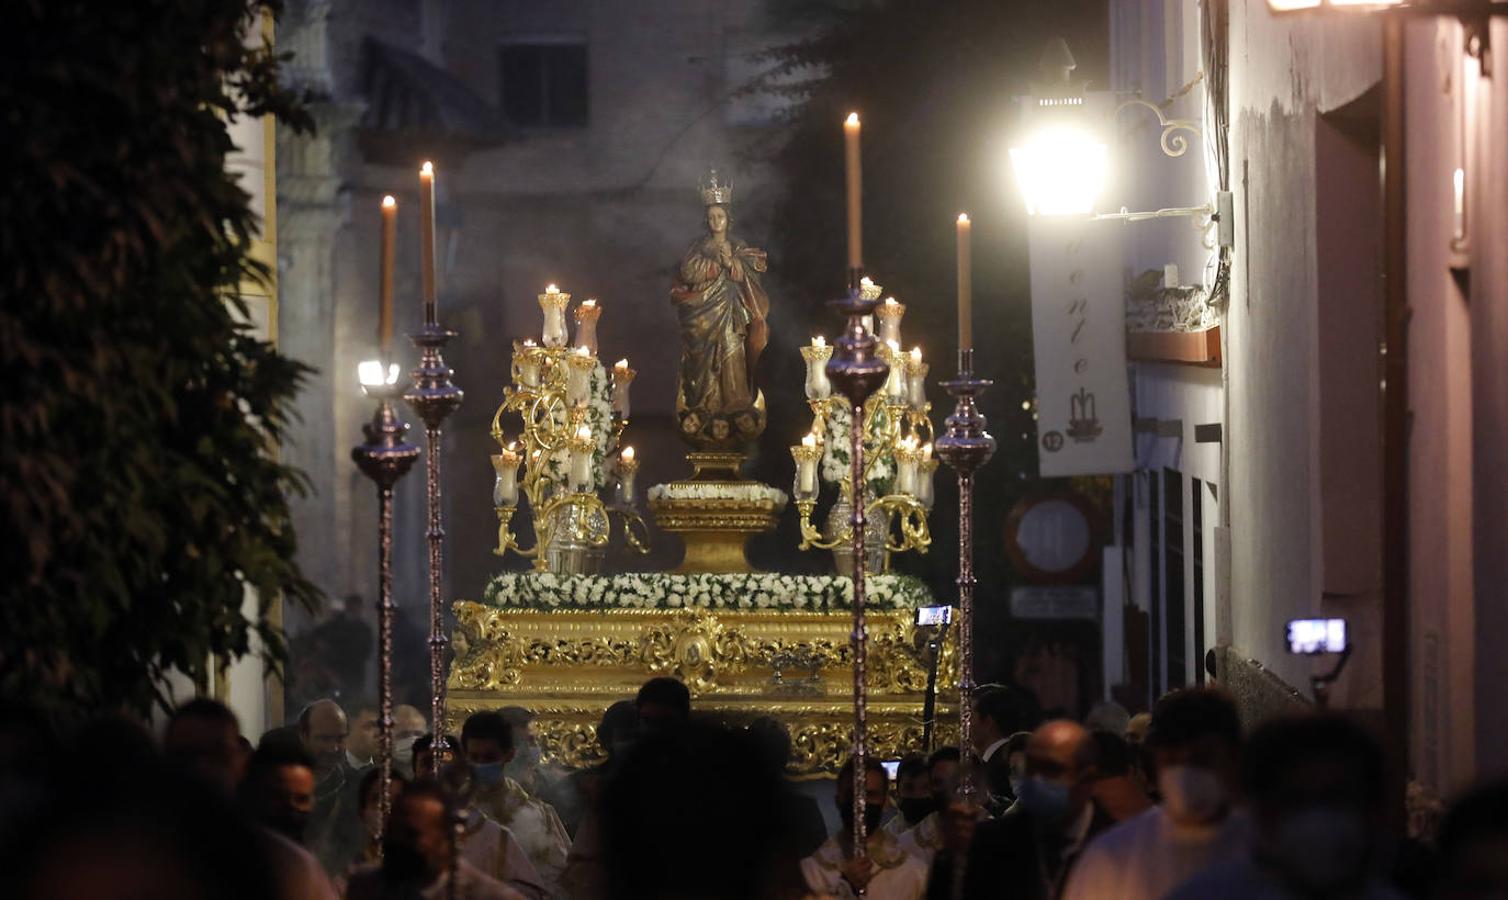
[1029,218,1134,476]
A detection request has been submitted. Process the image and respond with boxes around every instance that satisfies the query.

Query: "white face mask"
[1157,765,1227,825]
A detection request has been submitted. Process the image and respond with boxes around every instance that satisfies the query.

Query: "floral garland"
[481,572,934,612]
[646,482,790,507]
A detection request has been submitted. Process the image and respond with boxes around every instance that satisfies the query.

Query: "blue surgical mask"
[1018,776,1072,823]
[473,761,505,786]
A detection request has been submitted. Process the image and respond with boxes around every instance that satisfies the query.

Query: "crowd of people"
[2,680,1506,900]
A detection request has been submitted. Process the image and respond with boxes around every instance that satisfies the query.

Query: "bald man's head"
[1019,719,1097,826]
[298,699,348,774]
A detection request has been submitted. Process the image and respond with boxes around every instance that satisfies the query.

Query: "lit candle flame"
[813,336,826,348]
[802,432,819,449]
[958,212,970,224]
[860,276,875,288]
[382,195,396,209]
[615,358,630,370]
[846,112,860,127]
[421,161,434,177]
[582,298,597,308]
[884,296,899,307]
[621,446,635,463]
[523,338,537,347]
[546,284,559,294]
[910,346,922,364]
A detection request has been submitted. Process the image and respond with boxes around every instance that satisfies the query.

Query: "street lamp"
[1008,40,1229,238]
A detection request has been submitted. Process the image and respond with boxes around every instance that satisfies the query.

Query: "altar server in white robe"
[462,711,572,892]
[802,757,928,900]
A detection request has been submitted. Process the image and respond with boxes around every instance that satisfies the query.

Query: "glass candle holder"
[540,285,571,348]
[611,359,635,418]
[616,446,639,504]
[574,299,601,355]
[492,446,522,507]
[801,338,833,400]
[907,349,929,409]
[568,426,594,492]
[514,339,542,388]
[876,297,905,347]
[790,434,823,503]
[566,347,595,406]
[893,436,921,497]
[883,341,907,401]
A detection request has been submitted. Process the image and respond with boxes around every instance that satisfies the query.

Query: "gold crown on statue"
[699,169,733,206]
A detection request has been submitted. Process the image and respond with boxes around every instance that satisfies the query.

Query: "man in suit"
[928,720,1111,900]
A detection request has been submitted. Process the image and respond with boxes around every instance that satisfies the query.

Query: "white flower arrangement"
[647,482,790,507]
[536,361,616,495]
[481,572,934,612]
[820,403,899,499]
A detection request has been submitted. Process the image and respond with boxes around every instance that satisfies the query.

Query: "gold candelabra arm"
[869,494,932,555]
[492,504,540,559]
[611,505,652,555]
[797,498,850,551]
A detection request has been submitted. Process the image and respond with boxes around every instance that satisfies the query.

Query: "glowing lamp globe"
[1009,126,1109,216]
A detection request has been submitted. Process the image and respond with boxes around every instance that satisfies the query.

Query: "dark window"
[1192,479,1206,685]
[499,43,588,127]
[1163,468,1186,690]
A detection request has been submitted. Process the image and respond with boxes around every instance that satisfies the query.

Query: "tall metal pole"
[826,267,889,860]
[352,385,420,843]
[934,348,995,803]
[405,323,463,774]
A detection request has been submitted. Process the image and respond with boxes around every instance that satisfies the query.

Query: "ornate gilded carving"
[448,603,957,775]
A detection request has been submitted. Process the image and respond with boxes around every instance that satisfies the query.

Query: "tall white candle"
[420,162,437,325]
[845,113,863,271]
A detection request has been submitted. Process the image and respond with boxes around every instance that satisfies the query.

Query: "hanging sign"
[1029,217,1134,476]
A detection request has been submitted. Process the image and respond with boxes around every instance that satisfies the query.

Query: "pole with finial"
[405,161,464,775]
[934,211,996,805]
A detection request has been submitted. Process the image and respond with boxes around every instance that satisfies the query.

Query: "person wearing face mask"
[463,711,571,893]
[927,720,1112,900]
[887,754,939,837]
[803,756,930,899]
[500,706,558,797]
[1166,714,1404,900]
[411,733,548,899]
[239,738,342,899]
[346,780,526,900]
[1062,688,1246,900]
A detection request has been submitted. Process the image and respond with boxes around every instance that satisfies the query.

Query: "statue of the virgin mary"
[669,171,771,451]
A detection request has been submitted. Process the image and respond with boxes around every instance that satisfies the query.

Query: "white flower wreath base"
[481,571,934,612]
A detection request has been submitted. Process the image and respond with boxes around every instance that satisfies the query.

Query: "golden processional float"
[447,160,961,778]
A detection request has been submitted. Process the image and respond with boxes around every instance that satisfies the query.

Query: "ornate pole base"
[933,348,996,805]
[405,323,464,769]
